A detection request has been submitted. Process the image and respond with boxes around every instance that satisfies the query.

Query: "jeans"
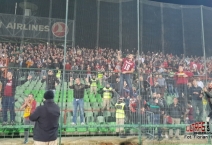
[40,70,47,79]
[154,114,162,138]
[72,98,84,124]
[24,118,34,141]
[167,84,174,95]
[119,74,133,97]
[2,96,15,122]
[192,100,203,122]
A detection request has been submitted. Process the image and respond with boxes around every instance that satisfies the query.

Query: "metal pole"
[96,0,100,49]
[48,0,52,44]
[181,6,186,57]
[137,0,142,145]
[72,0,77,47]
[119,0,122,51]
[200,6,208,83]
[161,3,164,54]
[15,3,17,15]
[59,0,69,144]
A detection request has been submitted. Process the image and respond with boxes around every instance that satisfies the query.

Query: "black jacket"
[41,75,60,90]
[69,84,90,99]
[168,103,183,118]
[29,99,60,142]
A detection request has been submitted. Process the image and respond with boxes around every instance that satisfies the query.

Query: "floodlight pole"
[48,0,52,44]
[119,0,122,51]
[15,3,17,15]
[96,0,100,49]
[200,5,207,84]
[181,5,186,57]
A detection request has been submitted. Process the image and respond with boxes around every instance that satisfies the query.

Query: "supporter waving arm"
[117,51,123,62]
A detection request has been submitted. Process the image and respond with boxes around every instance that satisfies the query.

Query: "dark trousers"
[192,100,203,122]
[2,96,15,122]
[154,114,162,138]
[177,84,188,110]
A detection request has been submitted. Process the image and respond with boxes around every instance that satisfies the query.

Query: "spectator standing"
[203,83,212,124]
[107,72,117,89]
[157,74,166,97]
[174,66,193,111]
[148,97,163,141]
[117,51,135,97]
[190,79,203,122]
[20,94,36,144]
[185,101,194,124]
[197,77,204,89]
[41,70,60,93]
[115,97,127,138]
[102,84,113,110]
[167,98,182,140]
[90,75,98,95]
[114,78,120,93]
[29,90,60,145]
[1,72,32,125]
[69,77,90,125]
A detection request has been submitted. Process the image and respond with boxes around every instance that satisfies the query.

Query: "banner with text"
[0,13,73,41]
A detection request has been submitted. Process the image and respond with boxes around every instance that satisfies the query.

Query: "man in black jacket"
[29,90,60,145]
[69,77,90,125]
[190,79,203,122]
[1,71,32,125]
[41,70,60,93]
[167,97,182,140]
[148,97,164,141]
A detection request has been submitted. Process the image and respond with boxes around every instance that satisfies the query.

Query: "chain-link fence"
[0,0,212,144]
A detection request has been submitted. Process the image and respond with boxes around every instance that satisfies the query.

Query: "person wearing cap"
[115,97,127,138]
[29,90,60,145]
[20,94,36,144]
[102,84,114,110]
[41,69,60,93]
[1,71,32,126]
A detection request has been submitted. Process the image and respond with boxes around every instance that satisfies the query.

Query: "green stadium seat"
[97,116,105,124]
[24,90,31,95]
[108,122,116,133]
[65,128,76,135]
[86,116,94,123]
[90,98,96,103]
[88,122,98,133]
[77,127,87,133]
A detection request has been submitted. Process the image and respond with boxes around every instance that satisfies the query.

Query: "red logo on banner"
[52,22,69,37]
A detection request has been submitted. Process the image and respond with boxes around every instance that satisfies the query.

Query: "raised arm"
[69,77,74,89]
[117,51,123,62]
[84,77,90,89]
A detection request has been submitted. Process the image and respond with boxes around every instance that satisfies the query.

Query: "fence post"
[137,0,142,144]
[59,0,69,145]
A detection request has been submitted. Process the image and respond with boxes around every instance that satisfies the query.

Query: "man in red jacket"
[175,66,193,110]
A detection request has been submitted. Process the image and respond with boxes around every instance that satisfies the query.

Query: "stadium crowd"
[0,42,212,140]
